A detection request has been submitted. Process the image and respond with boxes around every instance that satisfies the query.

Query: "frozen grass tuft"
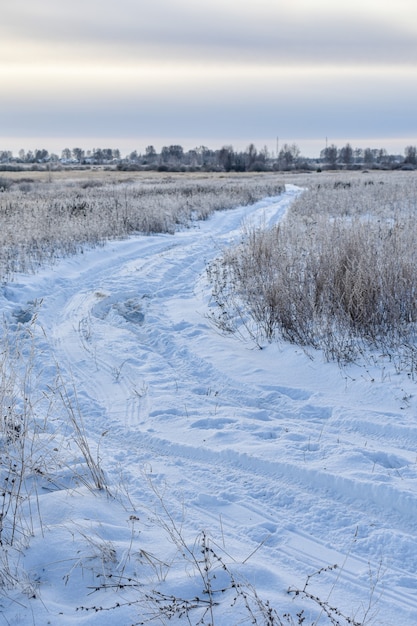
[208,173,417,370]
[0,174,284,282]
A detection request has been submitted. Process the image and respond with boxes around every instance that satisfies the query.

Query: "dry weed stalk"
[74,476,376,625]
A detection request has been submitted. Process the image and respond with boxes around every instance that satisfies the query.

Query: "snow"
[1,185,417,624]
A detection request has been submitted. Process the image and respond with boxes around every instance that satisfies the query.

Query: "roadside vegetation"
[0,169,393,623]
[208,171,417,372]
[0,321,378,625]
[0,172,283,281]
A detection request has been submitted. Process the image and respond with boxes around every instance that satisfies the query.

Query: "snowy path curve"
[5,185,417,624]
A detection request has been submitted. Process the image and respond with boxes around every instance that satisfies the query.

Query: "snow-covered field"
[1,185,417,625]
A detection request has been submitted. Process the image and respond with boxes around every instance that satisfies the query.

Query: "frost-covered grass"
[2,174,417,625]
[208,171,417,368]
[0,172,283,281]
[0,315,107,600]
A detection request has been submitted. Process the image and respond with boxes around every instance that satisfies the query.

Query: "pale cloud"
[1,0,417,153]
[2,0,417,66]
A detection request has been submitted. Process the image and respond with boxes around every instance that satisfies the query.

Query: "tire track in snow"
[35,186,417,625]
[50,189,306,430]
[108,427,417,622]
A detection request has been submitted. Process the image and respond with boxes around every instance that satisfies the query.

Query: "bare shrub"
[0,177,13,192]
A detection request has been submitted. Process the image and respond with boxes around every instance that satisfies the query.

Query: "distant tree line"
[320,143,417,170]
[0,142,416,172]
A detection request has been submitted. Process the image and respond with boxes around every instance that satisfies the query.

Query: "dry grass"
[208,171,417,368]
[0,172,284,282]
[0,169,381,622]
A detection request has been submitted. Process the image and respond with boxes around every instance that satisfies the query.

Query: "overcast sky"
[1,0,417,157]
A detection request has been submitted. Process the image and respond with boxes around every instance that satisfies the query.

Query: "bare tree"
[277,143,300,170]
[145,145,157,163]
[72,148,85,163]
[322,144,338,169]
[363,148,375,167]
[217,146,234,171]
[404,145,417,165]
[338,143,354,167]
[245,143,257,169]
[61,148,72,161]
[0,151,12,163]
[160,145,184,166]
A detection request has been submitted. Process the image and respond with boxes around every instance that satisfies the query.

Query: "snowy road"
[3,186,417,624]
